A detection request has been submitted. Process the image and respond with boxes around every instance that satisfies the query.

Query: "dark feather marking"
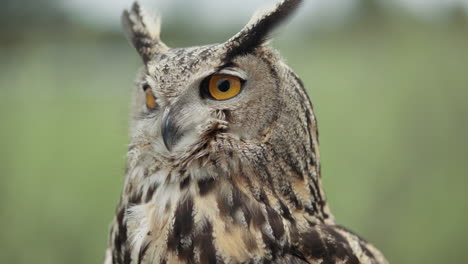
[358,241,375,260]
[222,109,233,123]
[319,200,329,220]
[231,186,243,211]
[300,144,315,172]
[167,197,194,260]
[179,175,191,190]
[209,157,219,168]
[216,186,241,220]
[285,190,302,210]
[324,226,360,264]
[121,3,156,64]
[216,192,230,217]
[301,226,365,264]
[320,235,341,261]
[217,186,257,228]
[224,0,303,61]
[289,224,300,246]
[284,155,306,180]
[128,191,143,205]
[196,222,217,264]
[164,201,171,213]
[125,182,134,194]
[300,230,334,263]
[278,200,294,223]
[198,177,216,196]
[308,184,319,214]
[114,205,131,264]
[137,240,151,264]
[304,206,315,216]
[335,225,376,260]
[178,168,187,177]
[145,183,158,203]
[123,250,132,264]
[252,205,267,228]
[261,231,282,261]
[266,207,285,240]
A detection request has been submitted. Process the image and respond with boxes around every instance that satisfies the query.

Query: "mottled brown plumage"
[104,1,388,263]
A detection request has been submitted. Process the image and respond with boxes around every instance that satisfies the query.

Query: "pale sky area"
[61,0,468,30]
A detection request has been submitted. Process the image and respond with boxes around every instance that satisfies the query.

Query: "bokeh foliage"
[1,1,468,263]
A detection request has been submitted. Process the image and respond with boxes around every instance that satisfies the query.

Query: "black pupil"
[217,79,231,92]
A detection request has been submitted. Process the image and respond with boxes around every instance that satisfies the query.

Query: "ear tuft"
[122,2,168,64]
[223,0,303,61]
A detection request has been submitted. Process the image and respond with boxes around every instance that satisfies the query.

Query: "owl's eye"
[144,85,157,110]
[207,75,243,100]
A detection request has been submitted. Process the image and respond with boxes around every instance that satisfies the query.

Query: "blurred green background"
[1,0,468,263]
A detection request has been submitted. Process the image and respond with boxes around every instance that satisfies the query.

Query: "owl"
[104,0,388,263]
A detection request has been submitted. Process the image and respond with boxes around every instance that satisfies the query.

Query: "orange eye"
[208,75,242,100]
[145,88,157,110]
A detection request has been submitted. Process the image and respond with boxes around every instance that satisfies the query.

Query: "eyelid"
[216,68,247,80]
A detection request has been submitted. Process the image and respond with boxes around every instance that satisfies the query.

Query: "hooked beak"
[161,107,183,151]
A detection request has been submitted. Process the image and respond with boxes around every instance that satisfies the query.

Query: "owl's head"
[124,0,317,172]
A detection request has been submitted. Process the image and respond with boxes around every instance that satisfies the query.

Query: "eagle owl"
[105,0,388,263]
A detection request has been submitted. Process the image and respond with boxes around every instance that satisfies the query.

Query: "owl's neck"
[110,136,334,263]
[122,135,333,223]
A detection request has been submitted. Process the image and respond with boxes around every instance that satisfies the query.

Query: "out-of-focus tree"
[449,4,468,27]
[356,0,380,17]
[354,0,387,25]
[0,0,69,35]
